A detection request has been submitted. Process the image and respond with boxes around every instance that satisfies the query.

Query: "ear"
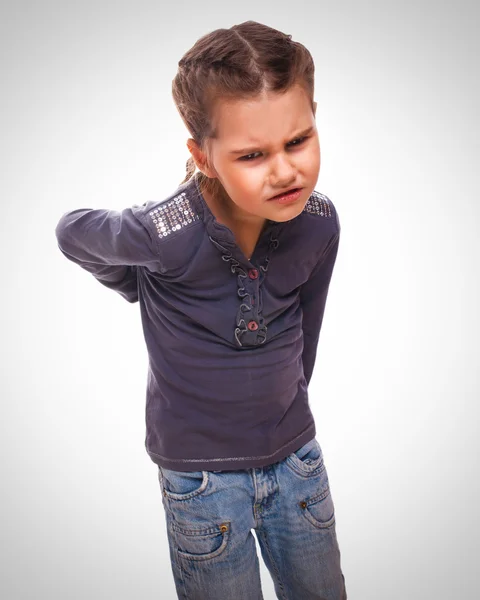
[186,139,217,178]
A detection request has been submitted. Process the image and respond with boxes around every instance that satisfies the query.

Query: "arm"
[300,223,340,386]
[55,205,161,302]
[58,259,140,303]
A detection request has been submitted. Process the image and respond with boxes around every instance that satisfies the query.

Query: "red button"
[248,269,259,280]
[247,320,259,331]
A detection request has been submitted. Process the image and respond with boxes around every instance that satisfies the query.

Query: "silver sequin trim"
[148,192,200,238]
[303,191,332,217]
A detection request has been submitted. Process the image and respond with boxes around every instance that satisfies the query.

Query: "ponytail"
[180,156,196,185]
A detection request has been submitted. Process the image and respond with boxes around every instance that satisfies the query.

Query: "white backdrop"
[1,1,479,598]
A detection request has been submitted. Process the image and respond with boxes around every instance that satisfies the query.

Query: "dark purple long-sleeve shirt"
[55,173,340,471]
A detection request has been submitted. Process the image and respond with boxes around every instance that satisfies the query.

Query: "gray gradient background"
[1,1,479,598]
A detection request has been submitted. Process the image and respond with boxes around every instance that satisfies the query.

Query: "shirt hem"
[146,423,316,472]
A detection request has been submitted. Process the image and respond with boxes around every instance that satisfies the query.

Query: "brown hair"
[172,20,316,204]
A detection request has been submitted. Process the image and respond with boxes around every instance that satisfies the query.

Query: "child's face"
[192,84,320,225]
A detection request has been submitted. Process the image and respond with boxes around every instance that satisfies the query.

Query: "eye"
[238,152,262,162]
[287,136,308,147]
[238,136,309,162]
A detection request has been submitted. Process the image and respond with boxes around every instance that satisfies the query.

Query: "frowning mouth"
[267,187,303,202]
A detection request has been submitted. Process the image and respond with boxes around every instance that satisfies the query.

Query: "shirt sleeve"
[55,205,162,302]
[299,213,341,386]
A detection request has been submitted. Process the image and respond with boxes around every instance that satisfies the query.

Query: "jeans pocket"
[171,520,231,562]
[159,467,209,500]
[284,439,337,528]
[301,484,336,529]
[285,437,324,476]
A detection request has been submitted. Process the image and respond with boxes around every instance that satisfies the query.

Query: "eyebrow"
[228,126,315,155]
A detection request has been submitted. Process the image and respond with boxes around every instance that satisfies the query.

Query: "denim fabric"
[158,437,347,599]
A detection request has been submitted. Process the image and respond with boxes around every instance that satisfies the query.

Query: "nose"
[269,153,297,188]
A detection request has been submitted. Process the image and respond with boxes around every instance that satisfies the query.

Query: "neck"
[202,183,266,231]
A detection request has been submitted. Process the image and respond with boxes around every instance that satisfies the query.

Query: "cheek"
[305,141,321,173]
[230,167,262,191]
[221,168,258,207]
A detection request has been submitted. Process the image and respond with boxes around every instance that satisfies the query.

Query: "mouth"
[267,187,303,201]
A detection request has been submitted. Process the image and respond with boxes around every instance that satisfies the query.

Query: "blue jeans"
[158,437,347,599]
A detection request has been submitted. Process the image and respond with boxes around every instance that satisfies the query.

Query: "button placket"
[244,274,261,332]
[208,226,281,348]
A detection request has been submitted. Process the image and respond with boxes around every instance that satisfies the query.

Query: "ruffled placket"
[189,174,283,348]
[208,228,280,347]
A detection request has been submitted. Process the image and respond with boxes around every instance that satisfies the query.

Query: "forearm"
[55,204,161,302]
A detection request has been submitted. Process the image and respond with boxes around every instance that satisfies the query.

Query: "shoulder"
[300,190,341,236]
[303,191,334,218]
[131,182,205,273]
[134,185,202,241]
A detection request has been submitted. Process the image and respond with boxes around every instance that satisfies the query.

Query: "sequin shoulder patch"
[303,191,332,218]
[147,191,201,239]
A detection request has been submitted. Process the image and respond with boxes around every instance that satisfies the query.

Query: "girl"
[55,20,347,600]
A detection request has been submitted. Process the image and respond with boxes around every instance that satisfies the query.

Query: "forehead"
[211,85,314,147]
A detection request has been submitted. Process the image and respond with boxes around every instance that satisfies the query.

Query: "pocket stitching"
[285,455,326,477]
[160,470,209,500]
[301,487,336,529]
[175,523,231,562]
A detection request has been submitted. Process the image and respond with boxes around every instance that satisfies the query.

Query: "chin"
[269,203,306,223]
